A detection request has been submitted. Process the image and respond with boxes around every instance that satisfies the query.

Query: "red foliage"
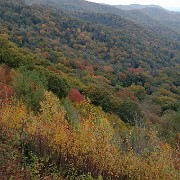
[116,89,137,101]
[0,83,13,104]
[103,65,113,73]
[68,89,84,103]
[83,60,91,67]
[47,66,59,73]
[128,67,142,74]
[85,65,94,76]
[74,59,84,70]
[41,52,50,58]
[0,65,13,104]
[0,64,11,84]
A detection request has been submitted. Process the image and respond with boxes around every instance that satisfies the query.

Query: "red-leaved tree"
[68,89,84,103]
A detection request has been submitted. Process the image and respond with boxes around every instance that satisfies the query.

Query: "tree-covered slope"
[138,8,180,34]
[24,0,180,39]
[0,32,180,180]
[1,0,179,70]
[0,0,179,110]
[0,0,180,179]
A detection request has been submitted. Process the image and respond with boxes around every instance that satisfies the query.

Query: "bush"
[84,85,121,113]
[47,73,70,99]
[0,37,34,68]
[12,69,46,110]
[153,96,179,112]
[159,111,180,145]
[118,100,143,125]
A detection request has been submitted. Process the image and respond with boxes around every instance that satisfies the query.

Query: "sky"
[86,0,180,8]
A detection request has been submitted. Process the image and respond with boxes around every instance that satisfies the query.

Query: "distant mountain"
[114,4,164,10]
[24,0,123,13]
[114,4,180,34]
[23,0,180,39]
[138,8,180,34]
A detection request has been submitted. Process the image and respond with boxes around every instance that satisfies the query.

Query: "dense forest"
[0,0,180,179]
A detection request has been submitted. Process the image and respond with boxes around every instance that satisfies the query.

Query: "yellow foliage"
[27,91,73,153]
[0,92,179,179]
[0,99,27,132]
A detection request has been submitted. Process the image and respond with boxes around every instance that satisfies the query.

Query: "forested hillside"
[0,0,180,179]
[25,0,180,38]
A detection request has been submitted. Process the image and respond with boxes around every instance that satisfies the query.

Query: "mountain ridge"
[23,0,180,38]
[114,4,164,10]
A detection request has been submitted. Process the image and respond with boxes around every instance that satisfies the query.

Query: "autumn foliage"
[0,65,13,104]
[68,89,84,103]
[0,91,179,179]
[0,1,180,178]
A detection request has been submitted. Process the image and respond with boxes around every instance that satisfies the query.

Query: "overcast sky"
[86,0,180,8]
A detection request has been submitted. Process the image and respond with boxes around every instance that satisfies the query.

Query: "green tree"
[118,100,143,125]
[12,69,46,110]
[153,96,179,113]
[47,73,70,99]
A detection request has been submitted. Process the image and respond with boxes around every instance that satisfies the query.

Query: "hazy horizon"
[86,0,180,9]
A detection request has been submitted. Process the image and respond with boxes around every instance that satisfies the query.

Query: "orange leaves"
[0,83,13,104]
[74,59,84,70]
[41,52,50,59]
[85,65,94,76]
[128,67,143,75]
[116,89,137,101]
[103,65,113,73]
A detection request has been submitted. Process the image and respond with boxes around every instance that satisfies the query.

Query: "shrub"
[12,70,46,110]
[118,100,143,125]
[153,96,179,112]
[47,73,70,99]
